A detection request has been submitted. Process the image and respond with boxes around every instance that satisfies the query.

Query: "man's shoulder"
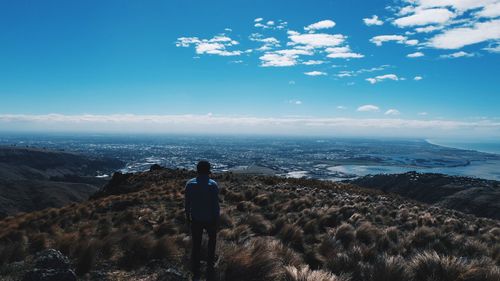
[208,179,218,187]
[186,177,197,187]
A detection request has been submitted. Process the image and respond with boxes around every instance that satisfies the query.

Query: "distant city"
[1,134,500,181]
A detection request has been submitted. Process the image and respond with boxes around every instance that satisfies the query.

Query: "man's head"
[196,160,211,175]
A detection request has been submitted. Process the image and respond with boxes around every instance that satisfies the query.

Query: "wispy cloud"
[394,8,455,27]
[440,51,475,58]
[366,74,399,84]
[385,109,401,115]
[407,51,424,58]
[370,35,418,46]
[304,20,336,31]
[303,60,326,65]
[176,35,241,56]
[357,105,380,112]
[304,71,327,76]
[4,114,498,137]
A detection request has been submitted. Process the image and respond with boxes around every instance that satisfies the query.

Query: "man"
[185,160,220,281]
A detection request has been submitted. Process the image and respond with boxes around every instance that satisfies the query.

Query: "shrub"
[319,208,341,229]
[75,239,98,275]
[29,233,48,253]
[237,201,259,212]
[410,226,439,249]
[277,224,304,251]
[155,221,178,237]
[245,214,272,235]
[119,234,156,269]
[458,264,500,281]
[409,251,466,281]
[152,236,180,261]
[219,239,285,281]
[355,222,381,245]
[363,254,409,281]
[284,265,348,281]
[219,212,234,229]
[335,223,356,247]
[324,245,364,275]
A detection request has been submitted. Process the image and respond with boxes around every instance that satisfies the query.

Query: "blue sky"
[0,0,499,138]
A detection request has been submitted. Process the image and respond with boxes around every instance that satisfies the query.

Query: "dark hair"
[197,160,211,174]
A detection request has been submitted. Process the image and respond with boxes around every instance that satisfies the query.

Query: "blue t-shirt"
[184,175,220,222]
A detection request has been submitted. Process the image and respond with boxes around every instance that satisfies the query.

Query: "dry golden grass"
[0,169,499,281]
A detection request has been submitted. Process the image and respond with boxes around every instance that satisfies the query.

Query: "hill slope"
[0,146,124,218]
[350,171,500,220]
[0,168,499,281]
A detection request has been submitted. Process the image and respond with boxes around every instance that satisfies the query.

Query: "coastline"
[425,139,500,156]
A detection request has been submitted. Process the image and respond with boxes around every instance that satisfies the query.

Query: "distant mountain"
[350,171,500,220]
[0,146,124,218]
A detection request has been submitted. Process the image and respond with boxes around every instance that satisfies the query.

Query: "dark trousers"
[191,220,217,279]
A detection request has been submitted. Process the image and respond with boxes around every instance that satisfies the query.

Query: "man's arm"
[184,183,192,223]
[211,182,220,224]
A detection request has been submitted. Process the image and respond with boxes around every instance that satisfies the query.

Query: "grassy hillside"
[0,146,124,217]
[1,168,499,281]
[351,171,500,220]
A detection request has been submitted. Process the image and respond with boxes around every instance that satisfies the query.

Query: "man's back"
[185,175,220,223]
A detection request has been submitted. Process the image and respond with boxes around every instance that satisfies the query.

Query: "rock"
[22,249,76,281]
[150,164,164,171]
[156,267,188,281]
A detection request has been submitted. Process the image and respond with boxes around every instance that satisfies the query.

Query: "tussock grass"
[0,169,499,280]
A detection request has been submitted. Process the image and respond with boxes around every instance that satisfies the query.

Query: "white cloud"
[483,42,500,52]
[357,105,380,112]
[476,2,500,18]
[304,20,336,31]
[385,109,401,115]
[304,71,327,76]
[405,39,419,45]
[259,53,297,67]
[325,46,364,59]
[418,112,428,116]
[176,35,242,56]
[289,80,296,85]
[288,33,346,48]
[415,0,498,13]
[259,49,313,67]
[370,35,418,46]
[336,65,391,78]
[288,100,302,105]
[254,19,284,29]
[389,1,500,52]
[407,51,425,57]
[415,26,442,33]
[249,33,281,51]
[414,76,423,80]
[2,114,500,138]
[366,74,400,84]
[394,8,455,27]
[337,106,347,110]
[428,19,500,49]
[303,60,325,65]
[363,15,384,26]
[440,51,475,58]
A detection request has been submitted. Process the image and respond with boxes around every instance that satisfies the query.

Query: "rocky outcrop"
[22,249,76,281]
